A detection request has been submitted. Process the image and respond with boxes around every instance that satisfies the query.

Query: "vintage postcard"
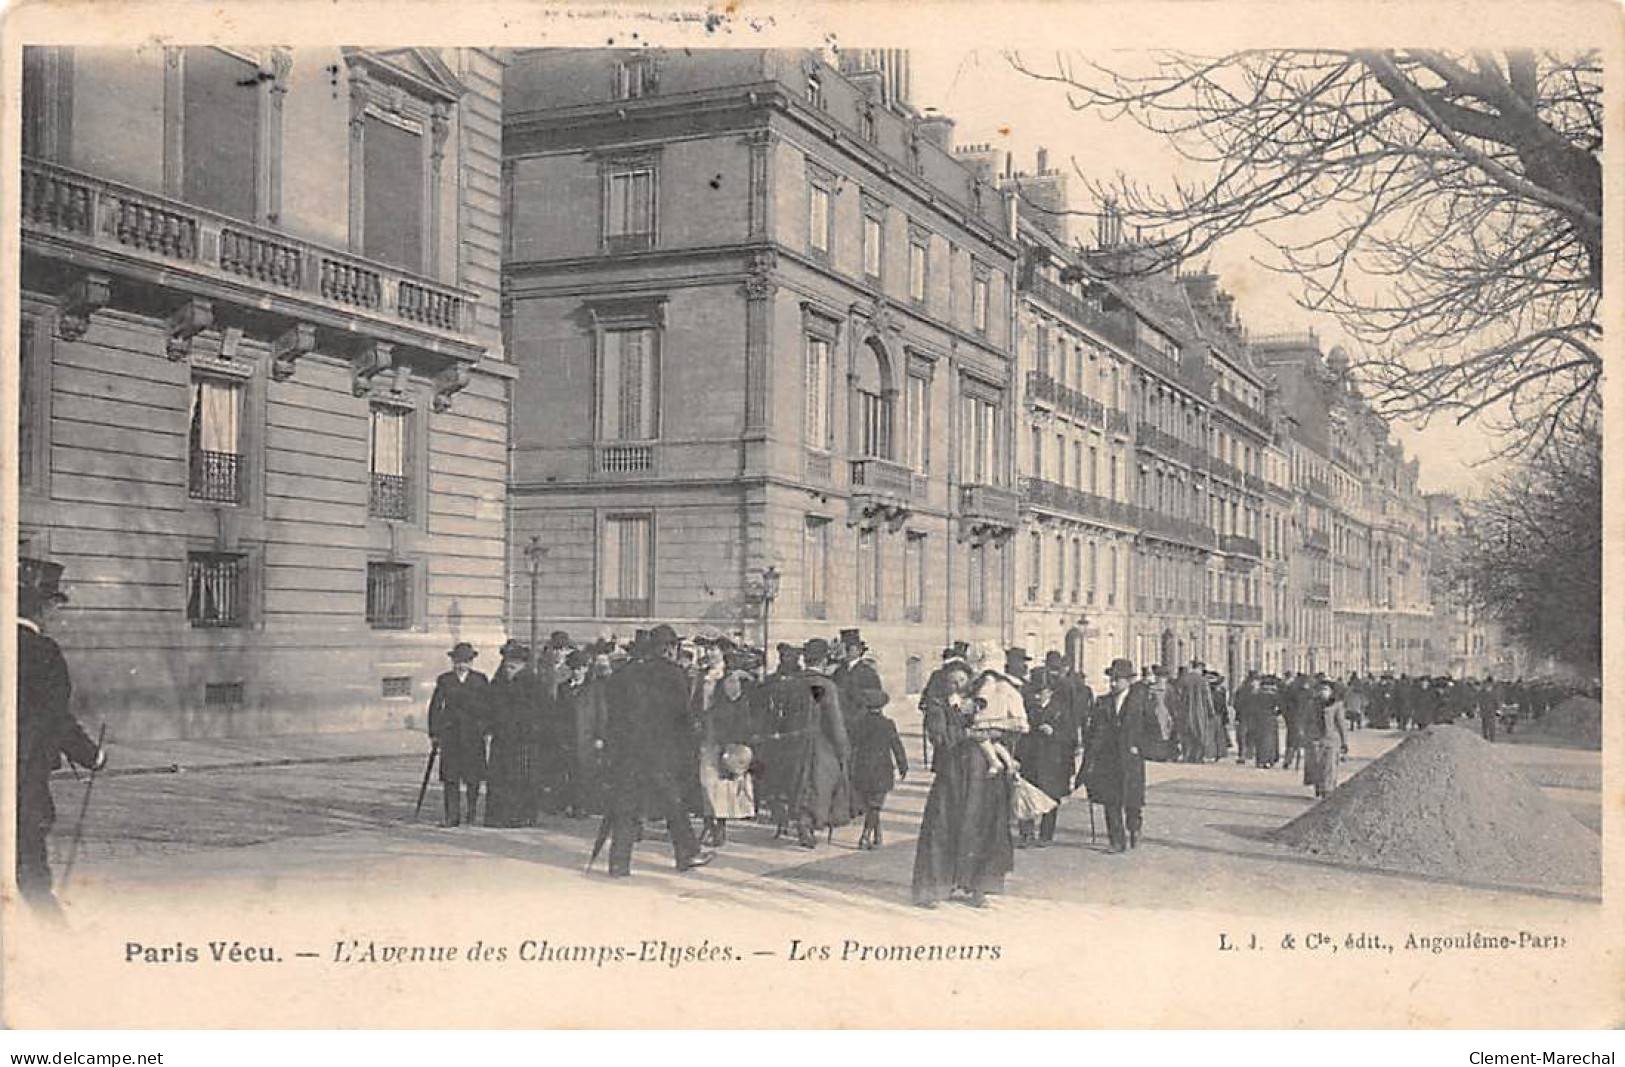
[2,0,1620,1030]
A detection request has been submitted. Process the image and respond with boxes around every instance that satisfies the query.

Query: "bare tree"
[1448,423,1600,671]
[1006,49,1601,457]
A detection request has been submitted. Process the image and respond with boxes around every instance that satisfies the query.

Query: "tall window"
[968,542,987,623]
[1088,541,1099,603]
[863,212,883,279]
[857,527,881,620]
[905,374,930,473]
[183,48,260,222]
[1030,426,1043,478]
[961,393,1000,485]
[1028,531,1042,600]
[362,114,425,271]
[1109,451,1119,501]
[188,378,242,504]
[1108,545,1118,606]
[909,239,927,303]
[805,335,832,449]
[1088,445,1099,494]
[1071,539,1082,602]
[616,57,655,99]
[366,561,413,630]
[858,389,892,459]
[599,327,658,441]
[905,532,926,621]
[1073,441,1083,490]
[1036,323,1050,376]
[368,406,410,520]
[807,70,824,109]
[187,551,244,628]
[1053,533,1066,601]
[972,274,989,334]
[1055,433,1065,485]
[603,515,653,617]
[859,107,877,143]
[605,164,656,251]
[808,180,833,255]
[803,516,830,618]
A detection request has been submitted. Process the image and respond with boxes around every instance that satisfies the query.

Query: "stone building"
[18,46,510,739]
[502,48,1021,702]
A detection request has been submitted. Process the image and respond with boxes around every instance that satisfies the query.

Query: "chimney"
[917,111,955,152]
[1036,146,1049,174]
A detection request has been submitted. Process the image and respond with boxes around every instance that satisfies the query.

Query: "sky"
[906,50,1501,498]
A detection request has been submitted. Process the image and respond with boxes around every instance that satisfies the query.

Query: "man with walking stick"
[15,559,105,912]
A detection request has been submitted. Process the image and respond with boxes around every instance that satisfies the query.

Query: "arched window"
[853,337,895,460]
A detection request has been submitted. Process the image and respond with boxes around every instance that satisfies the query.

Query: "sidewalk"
[55,727,429,779]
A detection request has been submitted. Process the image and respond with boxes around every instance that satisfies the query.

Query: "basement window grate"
[204,682,244,710]
[381,676,413,699]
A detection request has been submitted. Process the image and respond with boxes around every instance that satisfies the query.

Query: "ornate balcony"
[1026,274,1138,354]
[1220,533,1262,558]
[368,472,410,520]
[1216,386,1272,435]
[1019,477,1133,528]
[1026,370,1106,427]
[21,158,483,408]
[959,482,1020,542]
[849,457,914,528]
[189,449,241,505]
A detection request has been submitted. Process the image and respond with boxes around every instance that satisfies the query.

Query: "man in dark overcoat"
[1016,653,1084,847]
[16,559,105,910]
[600,624,713,877]
[832,629,886,737]
[428,642,489,827]
[771,638,851,848]
[1080,657,1157,852]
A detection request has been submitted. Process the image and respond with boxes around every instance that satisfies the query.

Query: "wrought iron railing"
[369,473,410,520]
[189,449,241,504]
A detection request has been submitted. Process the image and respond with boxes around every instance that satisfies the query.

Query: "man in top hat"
[599,624,713,876]
[768,637,851,847]
[15,558,105,909]
[428,642,489,827]
[1079,657,1158,852]
[832,629,885,731]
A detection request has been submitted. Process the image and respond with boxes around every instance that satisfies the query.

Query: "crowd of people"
[14,548,1599,911]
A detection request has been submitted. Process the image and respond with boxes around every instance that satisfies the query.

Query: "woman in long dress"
[484,642,544,828]
[699,665,756,847]
[1302,679,1349,798]
[911,647,1023,909]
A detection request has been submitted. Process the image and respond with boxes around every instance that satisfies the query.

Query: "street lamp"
[524,536,549,656]
[759,565,781,653]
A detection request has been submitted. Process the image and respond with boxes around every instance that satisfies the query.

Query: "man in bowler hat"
[428,642,489,826]
[15,558,105,909]
[1080,657,1157,852]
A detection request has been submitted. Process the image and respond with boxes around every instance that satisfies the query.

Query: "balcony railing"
[22,158,477,344]
[1026,274,1138,354]
[1019,477,1133,527]
[1220,533,1262,558]
[850,456,914,497]
[1216,387,1272,434]
[189,449,241,504]
[368,473,410,520]
[1305,529,1331,553]
[1106,407,1131,435]
[1026,370,1106,427]
[960,482,1021,529]
[596,443,655,474]
[1306,581,1332,601]
[1209,456,1245,484]
[1243,472,1267,494]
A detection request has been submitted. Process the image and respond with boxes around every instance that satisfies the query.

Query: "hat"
[1152,665,1171,679]
[1006,647,1030,666]
[803,637,830,662]
[776,642,798,655]
[1044,651,1064,665]
[547,630,574,650]
[649,623,681,647]
[1106,657,1136,680]
[18,558,68,605]
[447,641,478,663]
[838,628,865,650]
[499,639,531,662]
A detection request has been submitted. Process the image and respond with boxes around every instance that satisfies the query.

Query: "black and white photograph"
[3,0,1620,1036]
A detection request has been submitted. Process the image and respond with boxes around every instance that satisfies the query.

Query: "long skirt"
[911,740,1014,905]
[1303,739,1340,791]
[1251,712,1279,766]
[699,743,755,820]
[484,725,538,827]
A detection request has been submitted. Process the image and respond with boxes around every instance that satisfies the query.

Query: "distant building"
[19,47,510,739]
[502,48,1021,701]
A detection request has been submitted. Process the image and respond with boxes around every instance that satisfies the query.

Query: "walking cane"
[1088,801,1097,844]
[413,743,439,821]
[585,815,613,872]
[59,723,107,894]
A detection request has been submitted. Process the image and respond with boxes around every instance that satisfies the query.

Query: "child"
[848,693,907,850]
[965,668,1028,778]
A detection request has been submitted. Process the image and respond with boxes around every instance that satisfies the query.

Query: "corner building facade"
[19,47,511,739]
[503,49,1022,703]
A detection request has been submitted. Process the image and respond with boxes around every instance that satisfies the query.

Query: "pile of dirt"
[1527,695,1602,750]
[1273,725,1599,889]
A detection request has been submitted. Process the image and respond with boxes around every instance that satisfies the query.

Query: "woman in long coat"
[761,643,850,849]
[698,666,757,846]
[1302,680,1349,798]
[484,642,549,828]
[911,651,1020,908]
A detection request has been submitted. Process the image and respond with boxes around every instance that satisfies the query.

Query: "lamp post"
[759,565,781,654]
[524,536,548,656]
